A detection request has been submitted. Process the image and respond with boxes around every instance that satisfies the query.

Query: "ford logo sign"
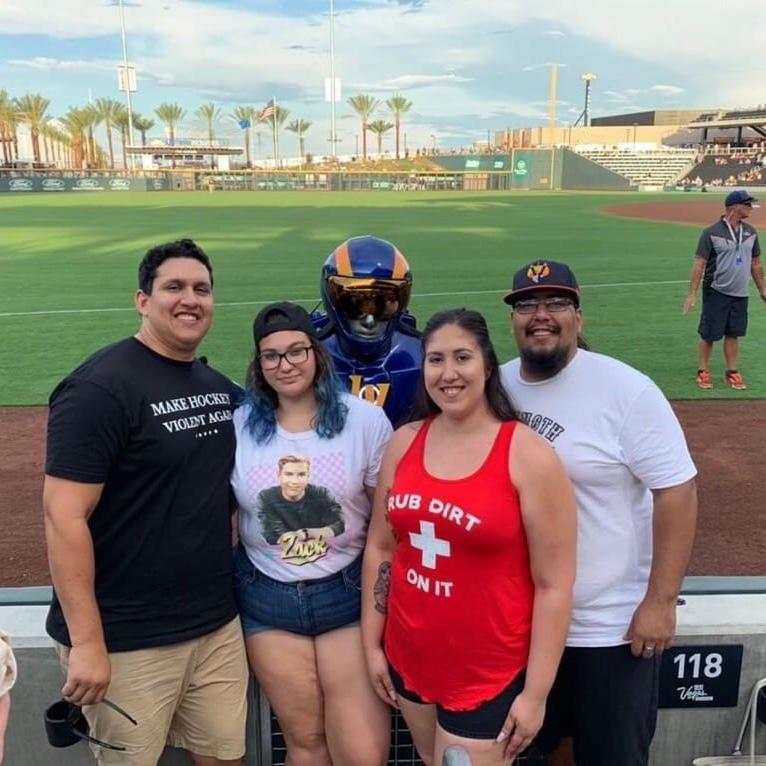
[9,178,34,191]
[109,178,131,190]
[75,178,101,189]
[42,178,66,190]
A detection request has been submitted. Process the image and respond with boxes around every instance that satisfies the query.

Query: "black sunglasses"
[44,698,137,752]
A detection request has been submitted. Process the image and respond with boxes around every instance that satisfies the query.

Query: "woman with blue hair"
[231,301,393,766]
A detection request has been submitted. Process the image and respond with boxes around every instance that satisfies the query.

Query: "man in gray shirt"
[683,189,766,390]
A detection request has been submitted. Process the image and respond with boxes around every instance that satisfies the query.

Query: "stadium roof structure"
[687,107,766,139]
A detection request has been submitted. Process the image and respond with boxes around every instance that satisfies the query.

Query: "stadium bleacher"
[574,148,698,186]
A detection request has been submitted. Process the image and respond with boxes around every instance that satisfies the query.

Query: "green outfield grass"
[1,190,764,405]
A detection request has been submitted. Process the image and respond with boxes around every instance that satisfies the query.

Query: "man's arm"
[751,257,766,304]
[683,257,706,313]
[624,479,698,656]
[43,476,111,706]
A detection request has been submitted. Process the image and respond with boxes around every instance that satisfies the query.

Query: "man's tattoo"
[373,562,392,614]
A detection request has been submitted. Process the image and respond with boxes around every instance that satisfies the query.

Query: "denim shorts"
[233,544,362,637]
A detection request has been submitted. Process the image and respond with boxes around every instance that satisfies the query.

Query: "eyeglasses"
[258,346,312,370]
[513,297,575,314]
[44,698,137,752]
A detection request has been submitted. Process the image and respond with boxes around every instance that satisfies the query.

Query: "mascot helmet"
[321,235,412,361]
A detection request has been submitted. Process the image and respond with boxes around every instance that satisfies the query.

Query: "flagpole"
[272,95,279,169]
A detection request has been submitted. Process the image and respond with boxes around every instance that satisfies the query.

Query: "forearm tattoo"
[373,562,392,614]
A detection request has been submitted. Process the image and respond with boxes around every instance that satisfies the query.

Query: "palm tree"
[347,94,380,160]
[368,119,394,157]
[94,97,124,169]
[81,105,101,167]
[154,102,185,145]
[286,119,312,160]
[259,106,289,167]
[196,103,222,169]
[114,106,131,169]
[133,113,155,146]
[231,105,256,168]
[0,90,18,164]
[45,125,69,167]
[154,102,185,168]
[60,107,90,169]
[386,94,412,159]
[14,93,50,164]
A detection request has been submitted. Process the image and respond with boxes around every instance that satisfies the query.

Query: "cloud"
[362,73,474,91]
[648,84,685,97]
[8,56,115,72]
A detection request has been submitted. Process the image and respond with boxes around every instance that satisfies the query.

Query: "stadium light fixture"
[574,72,597,128]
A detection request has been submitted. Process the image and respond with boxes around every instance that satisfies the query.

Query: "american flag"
[258,99,276,121]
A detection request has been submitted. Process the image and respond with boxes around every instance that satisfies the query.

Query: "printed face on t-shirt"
[134,257,213,361]
[278,460,310,501]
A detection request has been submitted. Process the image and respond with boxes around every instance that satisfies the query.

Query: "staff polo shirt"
[696,217,761,297]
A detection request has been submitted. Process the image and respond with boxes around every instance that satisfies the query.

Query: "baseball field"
[2,189,765,404]
[1,189,764,584]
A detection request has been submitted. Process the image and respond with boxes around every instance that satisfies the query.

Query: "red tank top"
[384,418,533,711]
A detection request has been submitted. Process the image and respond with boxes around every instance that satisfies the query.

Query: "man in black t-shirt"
[44,239,247,764]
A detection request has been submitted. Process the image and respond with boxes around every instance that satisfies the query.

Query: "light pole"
[328,0,337,159]
[431,134,436,153]
[118,0,135,168]
[581,73,596,127]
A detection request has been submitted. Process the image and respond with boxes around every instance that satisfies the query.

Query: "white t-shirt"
[501,350,696,647]
[232,393,392,582]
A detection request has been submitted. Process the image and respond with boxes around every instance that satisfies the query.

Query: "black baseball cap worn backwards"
[504,260,580,307]
[253,302,318,345]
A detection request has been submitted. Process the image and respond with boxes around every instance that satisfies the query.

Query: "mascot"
[312,235,422,426]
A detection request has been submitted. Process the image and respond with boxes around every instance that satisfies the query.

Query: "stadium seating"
[680,153,766,187]
[574,148,698,186]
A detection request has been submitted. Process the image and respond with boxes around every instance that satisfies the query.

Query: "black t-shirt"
[45,338,239,652]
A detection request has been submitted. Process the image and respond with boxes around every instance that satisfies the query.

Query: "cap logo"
[527,263,551,284]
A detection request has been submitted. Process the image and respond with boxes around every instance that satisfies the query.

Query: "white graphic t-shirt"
[232,393,392,582]
[501,350,697,647]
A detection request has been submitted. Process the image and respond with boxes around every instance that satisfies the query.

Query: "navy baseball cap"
[253,302,318,346]
[504,260,580,307]
[724,190,758,208]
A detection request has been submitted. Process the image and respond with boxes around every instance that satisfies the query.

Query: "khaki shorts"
[57,617,248,765]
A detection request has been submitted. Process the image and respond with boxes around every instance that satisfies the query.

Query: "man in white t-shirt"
[500,260,698,766]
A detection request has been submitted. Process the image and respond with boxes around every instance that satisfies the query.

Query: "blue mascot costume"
[312,235,422,427]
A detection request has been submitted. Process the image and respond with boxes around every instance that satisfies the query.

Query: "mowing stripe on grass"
[0,279,687,318]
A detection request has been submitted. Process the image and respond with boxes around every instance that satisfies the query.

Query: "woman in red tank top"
[362,308,576,765]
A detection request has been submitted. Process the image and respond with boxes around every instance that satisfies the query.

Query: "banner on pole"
[117,65,137,93]
[324,78,341,103]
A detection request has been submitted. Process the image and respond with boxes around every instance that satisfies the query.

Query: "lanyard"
[723,219,743,248]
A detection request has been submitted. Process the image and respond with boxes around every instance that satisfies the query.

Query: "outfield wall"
[0,175,169,192]
[0,155,633,194]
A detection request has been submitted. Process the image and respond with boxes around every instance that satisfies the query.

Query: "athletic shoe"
[696,370,713,389]
[725,370,747,390]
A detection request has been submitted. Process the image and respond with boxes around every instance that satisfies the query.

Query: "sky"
[2,0,766,155]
